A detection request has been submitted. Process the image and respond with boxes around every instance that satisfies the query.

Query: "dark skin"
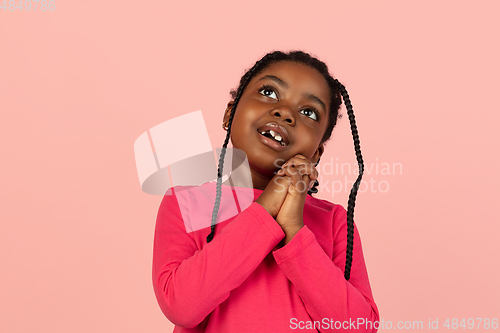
[222,61,331,245]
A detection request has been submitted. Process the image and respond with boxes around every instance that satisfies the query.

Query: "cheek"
[232,104,257,133]
[294,131,323,158]
[231,113,250,136]
[229,113,253,148]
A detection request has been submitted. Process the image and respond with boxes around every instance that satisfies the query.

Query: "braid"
[307,157,321,195]
[208,52,364,284]
[206,59,267,243]
[334,79,364,281]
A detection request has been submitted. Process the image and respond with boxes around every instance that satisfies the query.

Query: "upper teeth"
[261,129,284,145]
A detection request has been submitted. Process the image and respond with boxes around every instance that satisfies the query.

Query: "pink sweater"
[152,182,379,332]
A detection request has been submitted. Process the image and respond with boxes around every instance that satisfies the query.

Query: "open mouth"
[258,129,286,147]
[256,122,290,149]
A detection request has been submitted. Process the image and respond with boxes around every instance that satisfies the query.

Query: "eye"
[258,85,278,100]
[300,108,319,121]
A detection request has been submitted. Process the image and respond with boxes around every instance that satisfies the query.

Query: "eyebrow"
[256,75,327,113]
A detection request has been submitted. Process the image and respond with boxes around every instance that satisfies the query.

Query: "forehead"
[251,61,330,102]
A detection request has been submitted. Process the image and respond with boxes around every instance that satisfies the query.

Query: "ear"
[311,143,324,165]
[223,101,235,124]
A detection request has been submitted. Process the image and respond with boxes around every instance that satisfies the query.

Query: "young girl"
[152,51,379,332]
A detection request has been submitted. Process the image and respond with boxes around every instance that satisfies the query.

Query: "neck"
[222,169,272,191]
[220,150,272,190]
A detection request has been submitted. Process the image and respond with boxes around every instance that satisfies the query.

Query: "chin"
[237,142,291,172]
[248,156,281,175]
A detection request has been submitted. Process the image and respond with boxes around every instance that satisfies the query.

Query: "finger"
[281,155,313,169]
[287,165,318,190]
[278,160,308,173]
[302,174,311,193]
[279,164,317,183]
[290,164,319,182]
[294,167,316,191]
[272,174,291,196]
[279,165,307,190]
[281,158,308,170]
[289,173,310,194]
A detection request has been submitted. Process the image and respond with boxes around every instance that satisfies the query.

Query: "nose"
[270,105,296,126]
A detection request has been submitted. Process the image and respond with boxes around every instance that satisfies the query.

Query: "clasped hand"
[255,154,319,246]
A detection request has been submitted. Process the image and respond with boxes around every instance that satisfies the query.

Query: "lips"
[256,122,290,147]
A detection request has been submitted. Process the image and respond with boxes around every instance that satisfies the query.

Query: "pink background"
[1,1,499,332]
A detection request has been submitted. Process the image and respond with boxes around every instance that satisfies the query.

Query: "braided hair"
[206,51,364,281]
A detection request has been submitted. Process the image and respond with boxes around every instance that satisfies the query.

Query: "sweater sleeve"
[272,206,379,332]
[152,192,285,328]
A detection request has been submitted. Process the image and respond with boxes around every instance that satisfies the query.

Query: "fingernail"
[309,180,314,189]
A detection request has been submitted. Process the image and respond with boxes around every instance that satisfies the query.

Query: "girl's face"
[223,61,331,188]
